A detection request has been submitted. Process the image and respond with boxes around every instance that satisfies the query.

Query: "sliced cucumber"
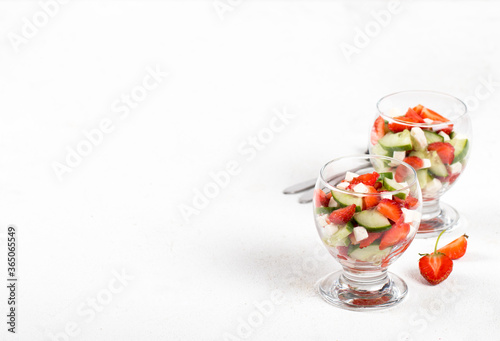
[379,172,393,181]
[382,177,408,199]
[429,150,448,177]
[348,242,391,263]
[409,149,430,160]
[345,221,354,232]
[378,130,413,151]
[372,142,390,156]
[449,138,469,164]
[449,131,456,139]
[417,169,430,189]
[332,191,363,212]
[324,225,351,247]
[423,130,444,144]
[315,207,336,215]
[353,209,392,232]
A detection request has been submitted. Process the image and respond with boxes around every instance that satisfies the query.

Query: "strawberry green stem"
[434,229,447,254]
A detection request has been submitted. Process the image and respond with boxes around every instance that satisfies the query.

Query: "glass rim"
[376,90,468,126]
[319,154,418,196]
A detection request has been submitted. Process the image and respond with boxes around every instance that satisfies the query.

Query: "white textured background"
[0,1,499,340]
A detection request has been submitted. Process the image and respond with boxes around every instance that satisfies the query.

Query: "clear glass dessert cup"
[314,155,422,310]
[370,91,472,238]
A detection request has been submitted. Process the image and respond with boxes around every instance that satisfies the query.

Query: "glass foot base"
[316,270,408,311]
[417,202,460,239]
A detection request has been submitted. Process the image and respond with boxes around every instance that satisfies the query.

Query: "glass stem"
[340,268,390,293]
[422,198,442,220]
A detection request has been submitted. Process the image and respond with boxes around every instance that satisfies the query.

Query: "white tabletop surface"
[1,1,499,340]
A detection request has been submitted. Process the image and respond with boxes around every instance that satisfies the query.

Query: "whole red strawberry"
[419,230,453,285]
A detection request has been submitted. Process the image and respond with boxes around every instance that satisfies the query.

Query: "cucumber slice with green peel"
[450,131,456,139]
[324,225,352,247]
[332,191,363,212]
[423,130,444,144]
[449,138,469,164]
[348,242,392,263]
[417,169,430,188]
[378,130,413,151]
[382,177,408,199]
[315,207,336,215]
[372,142,390,156]
[378,172,393,180]
[353,209,392,232]
[345,221,354,232]
[429,150,448,177]
[409,149,430,160]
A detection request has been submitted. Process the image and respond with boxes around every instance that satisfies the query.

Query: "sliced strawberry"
[438,125,454,135]
[388,116,422,133]
[413,104,424,115]
[379,221,410,250]
[376,199,402,222]
[420,108,453,134]
[447,173,460,184]
[359,232,383,248]
[328,204,356,225]
[395,156,424,182]
[337,246,349,260]
[382,239,412,267]
[428,142,455,164]
[419,252,453,285]
[404,195,419,209]
[418,230,454,285]
[314,189,329,207]
[363,185,380,209]
[421,107,449,122]
[404,108,425,122]
[373,181,383,190]
[349,172,380,187]
[371,116,386,145]
[393,196,404,207]
[437,234,468,260]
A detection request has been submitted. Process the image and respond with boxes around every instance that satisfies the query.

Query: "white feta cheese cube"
[337,181,350,190]
[410,127,428,151]
[328,197,338,208]
[353,226,369,242]
[323,224,339,237]
[438,131,450,141]
[381,192,393,200]
[389,151,406,166]
[421,159,432,169]
[316,214,330,227]
[423,118,434,124]
[352,183,369,194]
[425,178,442,194]
[449,162,462,174]
[393,151,406,161]
[402,208,422,224]
[345,172,359,181]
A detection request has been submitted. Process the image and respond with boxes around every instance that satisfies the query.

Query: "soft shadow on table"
[212,239,341,296]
